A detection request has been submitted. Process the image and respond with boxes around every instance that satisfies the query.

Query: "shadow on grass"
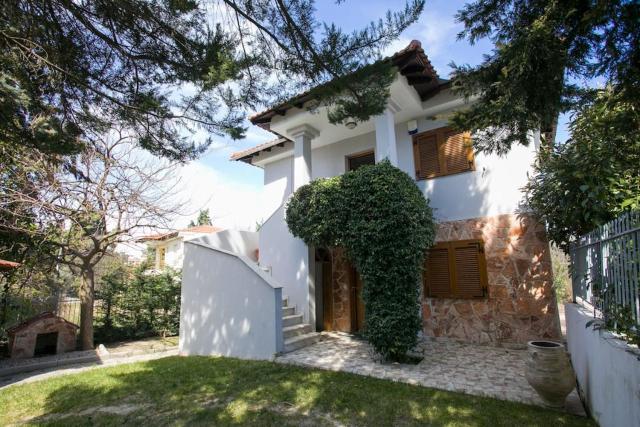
[5,356,593,426]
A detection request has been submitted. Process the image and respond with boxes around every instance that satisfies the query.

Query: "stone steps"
[282,314,304,328]
[283,323,312,339]
[284,333,322,353]
[280,296,320,354]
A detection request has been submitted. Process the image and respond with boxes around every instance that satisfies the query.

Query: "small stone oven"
[7,312,79,359]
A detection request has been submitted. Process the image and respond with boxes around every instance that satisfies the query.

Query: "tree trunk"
[79,269,95,350]
[0,276,11,327]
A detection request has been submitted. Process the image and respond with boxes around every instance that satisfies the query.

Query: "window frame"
[345,149,375,172]
[158,247,167,269]
[412,126,475,180]
[423,239,489,299]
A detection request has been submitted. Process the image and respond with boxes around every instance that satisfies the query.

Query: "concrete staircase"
[282,296,321,353]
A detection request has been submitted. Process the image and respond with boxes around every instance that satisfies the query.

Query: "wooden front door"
[350,268,365,332]
[322,259,333,331]
[315,248,333,331]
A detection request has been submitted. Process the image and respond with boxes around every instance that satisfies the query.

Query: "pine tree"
[189,209,212,227]
[450,0,639,154]
[0,0,425,161]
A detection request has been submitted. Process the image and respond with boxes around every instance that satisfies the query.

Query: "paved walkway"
[276,333,585,416]
[0,348,178,389]
[0,336,179,389]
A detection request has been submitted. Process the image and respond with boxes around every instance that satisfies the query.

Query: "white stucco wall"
[165,239,184,269]
[261,119,537,222]
[397,118,538,221]
[180,242,283,360]
[193,230,259,261]
[565,303,640,427]
[257,112,539,327]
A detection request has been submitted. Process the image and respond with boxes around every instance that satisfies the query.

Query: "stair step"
[282,296,289,307]
[284,332,321,353]
[282,314,303,328]
[283,323,312,339]
[282,306,295,316]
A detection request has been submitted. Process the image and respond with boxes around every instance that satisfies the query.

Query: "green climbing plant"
[286,161,435,360]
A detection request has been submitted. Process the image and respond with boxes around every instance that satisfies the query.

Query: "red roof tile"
[235,40,448,165]
[137,225,223,242]
[6,312,79,334]
[0,259,20,270]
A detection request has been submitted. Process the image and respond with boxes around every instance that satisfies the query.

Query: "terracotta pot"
[525,340,576,407]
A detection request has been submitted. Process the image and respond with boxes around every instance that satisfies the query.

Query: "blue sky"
[176,1,567,230]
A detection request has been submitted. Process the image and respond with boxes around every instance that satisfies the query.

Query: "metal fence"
[570,210,640,325]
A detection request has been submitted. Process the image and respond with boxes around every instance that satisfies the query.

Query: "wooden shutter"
[443,130,474,174]
[413,133,440,179]
[347,151,375,172]
[424,240,488,299]
[424,244,452,297]
[413,127,474,180]
[451,241,487,298]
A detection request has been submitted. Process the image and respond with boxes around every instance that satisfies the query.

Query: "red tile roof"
[0,259,20,270]
[248,40,442,127]
[230,137,291,163]
[235,40,448,165]
[137,225,223,242]
[6,312,79,334]
[183,225,223,234]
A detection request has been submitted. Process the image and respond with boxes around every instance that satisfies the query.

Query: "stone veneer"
[330,247,353,332]
[423,213,561,345]
[324,213,560,345]
[7,312,78,359]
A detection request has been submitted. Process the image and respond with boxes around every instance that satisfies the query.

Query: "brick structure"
[423,213,561,345]
[326,214,561,345]
[7,312,78,359]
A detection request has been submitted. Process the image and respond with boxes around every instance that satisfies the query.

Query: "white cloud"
[383,9,462,74]
[175,161,264,231]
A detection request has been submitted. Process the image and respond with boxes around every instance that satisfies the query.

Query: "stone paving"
[276,332,585,416]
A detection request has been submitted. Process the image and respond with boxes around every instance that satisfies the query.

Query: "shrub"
[95,265,181,343]
[286,160,435,360]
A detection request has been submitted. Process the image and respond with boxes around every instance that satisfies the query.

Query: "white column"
[288,124,319,190]
[286,124,319,327]
[374,108,398,166]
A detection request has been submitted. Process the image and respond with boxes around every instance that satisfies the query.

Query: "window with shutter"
[424,239,488,299]
[413,127,474,180]
[346,150,375,172]
[425,245,451,297]
[413,133,440,179]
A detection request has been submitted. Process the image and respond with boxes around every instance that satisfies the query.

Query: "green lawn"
[0,356,594,426]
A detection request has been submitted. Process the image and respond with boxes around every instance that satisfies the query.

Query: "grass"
[0,356,594,426]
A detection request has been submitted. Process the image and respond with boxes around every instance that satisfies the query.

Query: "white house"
[139,225,224,270]
[179,40,561,360]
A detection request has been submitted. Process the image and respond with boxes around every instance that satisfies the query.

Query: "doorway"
[315,248,365,333]
[350,267,365,332]
[34,332,58,357]
[315,248,333,331]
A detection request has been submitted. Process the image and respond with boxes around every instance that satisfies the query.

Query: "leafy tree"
[524,89,640,250]
[0,132,182,349]
[450,0,639,154]
[189,209,212,227]
[286,161,435,360]
[1,0,424,161]
[95,264,181,343]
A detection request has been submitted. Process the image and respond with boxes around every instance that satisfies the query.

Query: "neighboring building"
[179,40,561,360]
[139,225,223,270]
